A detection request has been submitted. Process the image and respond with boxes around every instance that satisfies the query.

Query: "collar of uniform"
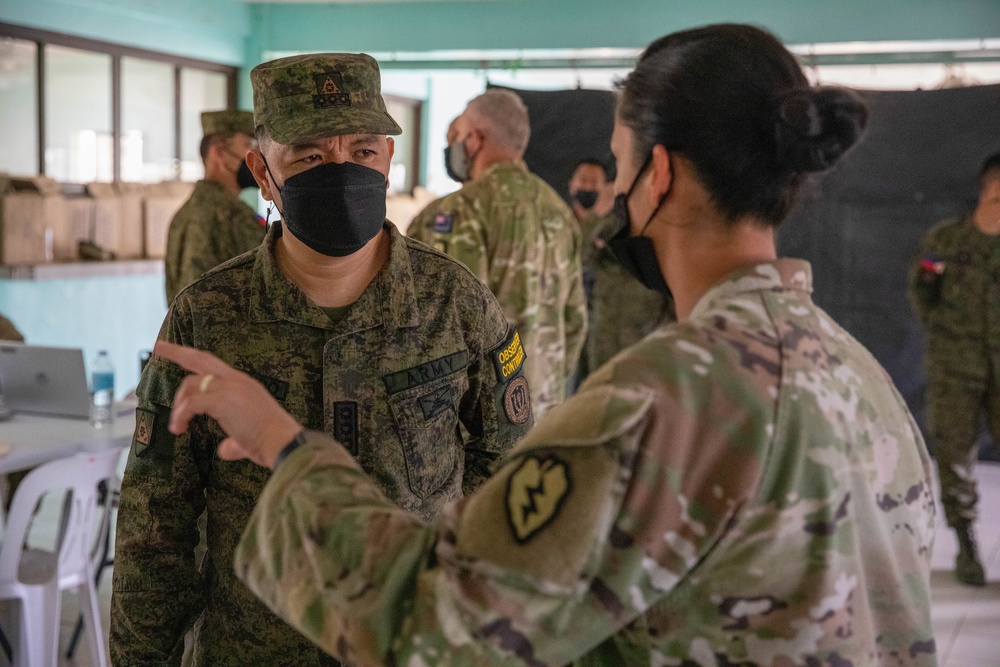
[476,158,527,183]
[688,258,813,321]
[248,221,420,331]
[196,178,241,202]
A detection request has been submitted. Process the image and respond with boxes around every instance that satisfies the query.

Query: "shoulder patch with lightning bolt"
[505,454,571,543]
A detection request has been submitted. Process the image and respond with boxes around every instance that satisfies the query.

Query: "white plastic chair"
[0,448,122,667]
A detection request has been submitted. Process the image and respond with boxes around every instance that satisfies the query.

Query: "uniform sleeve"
[907,224,946,325]
[110,304,215,666]
[234,369,757,666]
[406,207,432,244]
[438,200,490,283]
[459,288,533,495]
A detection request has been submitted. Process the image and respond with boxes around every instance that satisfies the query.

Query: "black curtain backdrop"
[506,83,1000,457]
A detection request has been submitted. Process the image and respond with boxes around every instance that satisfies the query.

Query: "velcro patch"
[250,373,289,402]
[492,328,526,381]
[503,376,531,425]
[433,213,454,234]
[506,455,571,543]
[383,350,469,395]
[418,384,458,420]
[333,401,358,455]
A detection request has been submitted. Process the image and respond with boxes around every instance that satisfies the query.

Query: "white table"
[0,402,135,474]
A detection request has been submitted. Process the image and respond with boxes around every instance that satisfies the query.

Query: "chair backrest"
[0,448,123,585]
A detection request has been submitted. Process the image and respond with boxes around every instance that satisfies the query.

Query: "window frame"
[0,21,237,182]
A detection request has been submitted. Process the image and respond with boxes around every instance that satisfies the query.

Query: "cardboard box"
[143,182,193,259]
[0,175,66,265]
[60,195,93,261]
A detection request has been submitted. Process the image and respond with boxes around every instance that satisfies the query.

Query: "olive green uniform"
[409,160,587,419]
[908,213,1000,527]
[234,259,937,666]
[164,179,264,303]
[111,222,530,666]
[584,212,675,374]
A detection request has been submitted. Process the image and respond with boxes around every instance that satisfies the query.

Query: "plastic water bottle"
[90,350,115,429]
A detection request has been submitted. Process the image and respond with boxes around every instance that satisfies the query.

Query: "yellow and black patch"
[491,327,526,382]
[505,455,571,543]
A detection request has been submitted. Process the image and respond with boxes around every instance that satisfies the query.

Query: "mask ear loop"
[637,153,672,237]
[260,154,282,225]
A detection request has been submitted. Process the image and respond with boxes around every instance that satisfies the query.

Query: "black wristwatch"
[273,430,307,469]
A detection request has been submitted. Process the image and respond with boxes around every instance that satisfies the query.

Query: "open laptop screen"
[0,342,91,418]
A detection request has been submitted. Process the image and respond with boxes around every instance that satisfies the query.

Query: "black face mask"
[268,160,387,257]
[572,189,599,210]
[607,154,672,294]
[236,160,259,190]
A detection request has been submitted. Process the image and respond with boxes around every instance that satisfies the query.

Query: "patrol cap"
[201,110,255,137]
[251,53,402,145]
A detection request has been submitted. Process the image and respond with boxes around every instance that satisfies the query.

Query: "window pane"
[44,45,112,183]
[180,68,227,181]
[122,57,176,183]
[386,97,420,194]
[0,38,38,176]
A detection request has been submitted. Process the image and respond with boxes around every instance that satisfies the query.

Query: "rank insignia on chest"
[134,409,153,448]
[433,213,454,234]
[506,455,571,543]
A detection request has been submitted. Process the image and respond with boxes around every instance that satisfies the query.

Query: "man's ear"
[247,149,275,203]
[649,144,673,202]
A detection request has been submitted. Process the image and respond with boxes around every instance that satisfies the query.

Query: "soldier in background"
[158,25,935,667]
[567,158,675,382]
[164,110,265,303]
[908,150,1000,587]
[111,53,528,667]
[409,89,587,419]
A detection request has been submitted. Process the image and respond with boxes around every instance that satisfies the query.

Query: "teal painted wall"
[0,274,166,399]
[248,0,1000,57]
[0,0,252,65]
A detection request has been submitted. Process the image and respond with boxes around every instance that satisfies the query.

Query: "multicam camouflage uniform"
[234,259,937,666]
[908,214,1000,528]
[111,223,531,666]
[585,211,675,374]
[409,160,587,419]
[164,179,264,303]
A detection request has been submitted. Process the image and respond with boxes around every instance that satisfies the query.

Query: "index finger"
[154,341,234,377]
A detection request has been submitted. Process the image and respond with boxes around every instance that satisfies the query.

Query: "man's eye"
[356,149,376,159]
[298,155,321,165]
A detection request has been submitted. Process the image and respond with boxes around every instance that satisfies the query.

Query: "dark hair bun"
[775,87,868,173]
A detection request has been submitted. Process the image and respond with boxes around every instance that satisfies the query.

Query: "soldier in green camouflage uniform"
[409,90,587,420]
[111,53,530,667]
[908,151,1000,587]
[587,210,675,372]
[164,110,265,303]
[156,25,937,667]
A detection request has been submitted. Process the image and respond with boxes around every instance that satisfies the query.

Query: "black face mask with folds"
[270,160,387,257]
[236,160,259,190]
[572,189,599,209]
[607,154,672,295]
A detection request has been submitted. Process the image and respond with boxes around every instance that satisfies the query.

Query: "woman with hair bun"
[154,24,937,667]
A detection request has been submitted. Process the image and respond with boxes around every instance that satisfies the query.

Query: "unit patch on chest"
[418,384,458,420]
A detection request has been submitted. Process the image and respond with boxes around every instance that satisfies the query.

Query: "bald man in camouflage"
[111,53,530,667]
[164,110,265,303]
[909,151,1000,587]
[409,90,587,420]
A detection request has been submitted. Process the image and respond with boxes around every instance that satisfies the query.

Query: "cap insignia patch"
[313,72,351,109]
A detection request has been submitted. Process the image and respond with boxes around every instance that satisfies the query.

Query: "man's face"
[568,163,606,195]
[249,133,395,208]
